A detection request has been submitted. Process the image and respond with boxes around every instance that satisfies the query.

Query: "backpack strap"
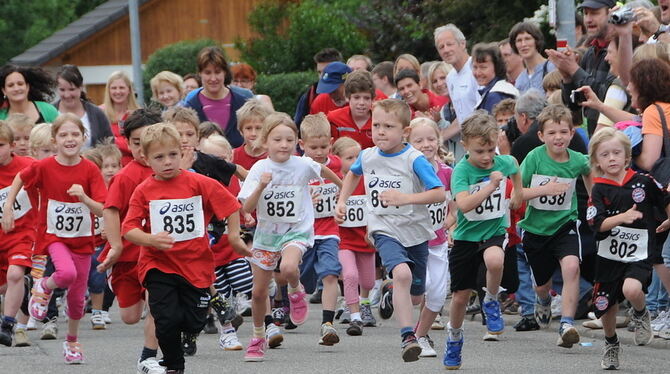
[654,104,670,158]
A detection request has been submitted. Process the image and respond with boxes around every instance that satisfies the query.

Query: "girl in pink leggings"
[2,113,106,364]
[332,137,377,335]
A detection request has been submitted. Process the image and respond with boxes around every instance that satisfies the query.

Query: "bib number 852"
[163,213,195,234]
[267,201,295,217]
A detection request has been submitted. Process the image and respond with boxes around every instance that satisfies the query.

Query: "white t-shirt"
[81,112,92,149]
[238,155,322,251]
[447,56,481,122]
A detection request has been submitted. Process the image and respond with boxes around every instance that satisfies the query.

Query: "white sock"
[447,322,463,339]
[374,279,382,289]
[351,312,362,321]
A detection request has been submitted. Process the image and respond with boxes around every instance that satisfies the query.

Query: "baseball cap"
[577,0,615,9]
[316,62,352,94]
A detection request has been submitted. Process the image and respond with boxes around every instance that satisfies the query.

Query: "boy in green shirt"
[519,104,592,349]
[444,111,523,370]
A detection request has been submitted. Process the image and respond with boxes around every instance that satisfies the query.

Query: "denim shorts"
[300,237,342,294]
[373,234,428,296]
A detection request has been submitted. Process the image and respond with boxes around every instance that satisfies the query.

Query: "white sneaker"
[137,357,165,374]
[632,309,653,345]
[652,310,669,336]
[550,295,562,319]
[26,317,37,330]
[265,323,283,348]
[483,332,500,341]
[91,311,106,330]
[417,336,436,357]
[101,310,112,324]
[219,331,243,351]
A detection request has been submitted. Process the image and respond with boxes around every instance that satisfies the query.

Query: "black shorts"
[523,221,581,287]
[592,262,651,318]
[449,235,507,292]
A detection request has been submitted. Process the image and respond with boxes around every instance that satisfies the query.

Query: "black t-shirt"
[192,151,236,187]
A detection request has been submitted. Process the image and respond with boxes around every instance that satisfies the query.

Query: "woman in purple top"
[182,46,253,148]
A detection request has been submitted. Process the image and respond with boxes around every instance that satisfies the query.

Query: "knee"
[6,267,24,285]
[54,268,77,288]
[120,305,142,325]
[391,265,412,285]
[452,290,470,306]
[279,262,297,276]
[622,280,643,300]
[252,284,268,301]
[562,261,581,280]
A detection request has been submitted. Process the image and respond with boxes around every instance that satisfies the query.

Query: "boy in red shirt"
[309,62,353,116]
[233,99,272,170]
[123,123,246,374]
[328,70,376,150]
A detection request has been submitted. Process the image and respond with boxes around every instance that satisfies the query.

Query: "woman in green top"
[0,64,58,123]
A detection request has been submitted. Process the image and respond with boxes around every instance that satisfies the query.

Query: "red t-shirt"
[21,156,107,255]
[328,106,374,150]
[109,112,133,166]
[375,89,388,100]
[211,175,243,267]
[233,146,267,171]
[339,178,374,253]
[0,155,37,246]
[310,93,346,116]
[99,160,154,263]
[409,89,450,118]
[122,171,240,288]
[310,154,342,239]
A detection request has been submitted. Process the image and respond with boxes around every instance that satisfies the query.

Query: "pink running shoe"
[63,341,84,364]
[288,286,309,326]
[244,337,266,362]
[29,277,53,321]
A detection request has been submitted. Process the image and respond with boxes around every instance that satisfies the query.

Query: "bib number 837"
[163,213,195,234]
[55,215,83,232]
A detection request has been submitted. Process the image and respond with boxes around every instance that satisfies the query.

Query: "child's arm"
[97,208,123,272]
[235,165,249,181]
[380,186,445,206]
[444,200,457,229]
[1,174,24,233]
[334,171,361,224]
[598,205,643,232]
[509,171,524,210]
[521,178,570,201]
[67,184,104,216]
[124,229,175,251]
[582,171,593,195]
[242,172,272,214]
[321,165,342,188]
[225,210,252,257]
[455,171,503,213]
[657,203,670,233]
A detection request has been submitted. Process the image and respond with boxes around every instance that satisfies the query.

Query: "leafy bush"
[142,39,222,102]
[255,71,316,114]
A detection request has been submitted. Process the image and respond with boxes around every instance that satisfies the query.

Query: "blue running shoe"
[483,299,504,334]
[443,335,463,370]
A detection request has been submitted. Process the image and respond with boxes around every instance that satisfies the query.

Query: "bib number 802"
[163,214,195,234]
[267,201,295,218]
[609,239,638,259]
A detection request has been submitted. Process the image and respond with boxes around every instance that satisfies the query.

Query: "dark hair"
[394,69,420,86]
[508,22,545,55]
[196,46,232,86]
[123,108,162,140]
[371,61,394,87]
[575,13,586,35]
[1,64,55,104]
[183,73,201,86]
[345,70,375,98]
[56,64,89,102]
[630,58,670,110]
[472,43,507,80]
[313,48,343,64]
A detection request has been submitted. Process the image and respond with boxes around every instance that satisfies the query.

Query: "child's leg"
[46,243,78,291]
[390,263,415,328]
[250,264,273,334]
[2,265,27,319]
[622,278,646,311]
[601,303,619,340]
[449,290,472,329]
[558,255,580,320]
[482,246,504,297]
[279,246,303,290]
[338,249,361,314]
[314,238,341,318]
[64,252,92,341]
[225,259,254,299]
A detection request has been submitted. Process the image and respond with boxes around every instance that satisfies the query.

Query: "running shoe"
[346,320,363,336]
[514,315,540,332]
[244,337,266,362]
[360,303,377,327]
[482,299,504,334]
[265,323,283,348]
[632,309,653,346]
[14,328,31,347]
[26,317,37,330]
[379,280,394,320]
[91,311,106,330]
[557,322,580,348]
[288,286,309,325]
[182,332,198,356]
[652,310,669,337]
[136,357,165,374]
[431,316,445,330]
[400,334,421,362]
[443,335,463,370]
[418,336,436,357]
[339,306,351,324]
[601,342,620,370]
[535,302,552,329]
[0,322,13,347]
[219,331,243,351]
[63,341,84,364]
[318,322,340,346]
[41,317,58,340]
[28,277,53,321]
[101,310,112,324]
[203,314,218,334]
[210,293,236,324]
[309,289,322,304]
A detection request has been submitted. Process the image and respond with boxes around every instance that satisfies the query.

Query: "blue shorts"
[88,246,106,294]
[373,234,428,296]
[299,237,342,294]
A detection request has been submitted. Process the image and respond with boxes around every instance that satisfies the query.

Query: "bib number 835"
[163,213,195,234]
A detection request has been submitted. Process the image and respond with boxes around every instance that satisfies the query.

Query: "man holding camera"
[547,0,616,136]
[635,0,670,44]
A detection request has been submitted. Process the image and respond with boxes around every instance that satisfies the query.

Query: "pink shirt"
[429,162,452,247]
[200,92,232,131]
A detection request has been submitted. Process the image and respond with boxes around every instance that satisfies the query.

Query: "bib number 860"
[267,201,295,217]
[163,214,195,234]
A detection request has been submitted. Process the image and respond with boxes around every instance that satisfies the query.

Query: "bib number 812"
[267,201,295,217]
[163,214,195,234]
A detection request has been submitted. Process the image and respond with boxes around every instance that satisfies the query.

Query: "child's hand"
[621,204,643,224]
[150,231,175,250]
[335,202,346,224]
[231,237,253,257]
[311,188,320,206]
[180,146,196,170]
[259,172,272,187]
[489,171,504,187]
[380,189,409,206]
[243,212,255,227]
[97,245,121,272]
[542,178,570,196]
[509,189,523,210]
[1,205,15,233]
[67,184,86,201]
[657,219,670,233]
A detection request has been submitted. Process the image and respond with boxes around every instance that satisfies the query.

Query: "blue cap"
[316,62,352,94]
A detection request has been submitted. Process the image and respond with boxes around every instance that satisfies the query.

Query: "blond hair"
[427,61,452,93]
[588,127,631,175]
[200,134,232,159]
[394,54,420,77]
[30,123,52,149]
[372,99,412,128]
[6,113,33,134]
[82,147,103,168]
[96,137,122,165]
[331,136,361,157]
[162,106,200,133]
[140,122,180,156]
[102,71,140,123]
[52,113,87,139]
[408,117,454,165]
[300,113,331,140]
[261,112,298,143]
[0,120,14,143]
[236,98,273,132]
[633,43,670,64]
[461,110,498,145]
[150,71,184,103]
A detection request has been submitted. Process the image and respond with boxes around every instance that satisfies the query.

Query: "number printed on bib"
[258,185,303,223]
[46,200,92,238]
[365,174,412,215]
[529,174,575,211]
[463,179,507,221]
[0,186,32,220]
[93,216,104,236]
[597,226,648,263]
[312,183,339,219]
[149,196,205,242]
[340,195,368,228]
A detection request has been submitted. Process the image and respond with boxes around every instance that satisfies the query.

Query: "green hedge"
[255,71,316,115]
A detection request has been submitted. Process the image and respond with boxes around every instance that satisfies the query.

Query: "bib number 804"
[267,201,295,217]
[163,214,195,234]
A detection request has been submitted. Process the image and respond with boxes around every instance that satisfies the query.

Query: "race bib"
[463,179,507,221]
[94,216,104,236]
[312,183,339,219]
[149,196,205,242]
[0,186,32,220]
[428,190,451,231]
[597,226,648,263]
[365,174,412,215]
[529,174,576,211]
[340,195,368,228]
[258,185,303,223]
[46,200,92,238]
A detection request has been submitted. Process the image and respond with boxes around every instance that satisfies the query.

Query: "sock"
[484,290,497,303]
[605,334,619,345]
[360,297,370,305]
[447,322,463,340]
[139,347,158,362]
[322,310,335,324]
[221,324,235,335]
[253,325,264,339]
[538,295,552,306]
[400,326,414,341]
[66,334,77,343]
[633,307,647,318]
[560,316,575,326]
[374,279,382,289]
[264,315,274,328]
[350,312,362,321]
[16,323,27,330]
[2,316,16,326]
[92,309,102,315]
[287,282,301,294]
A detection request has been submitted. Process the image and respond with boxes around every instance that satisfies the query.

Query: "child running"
[2,113,107,364]
[238,112,342,362]
[335,99,445,362]
[587,127,666,370]
[407,117,456,358]
[445,111,523,370]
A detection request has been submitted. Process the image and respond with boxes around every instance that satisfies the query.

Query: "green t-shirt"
[451,154,518,242]
[518,145,590,236]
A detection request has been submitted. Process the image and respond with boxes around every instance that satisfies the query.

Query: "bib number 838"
[163,214,195,234]
[539,193,566,206]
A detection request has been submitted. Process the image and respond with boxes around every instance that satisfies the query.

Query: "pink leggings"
[48,242,91,321]
[338,249,375,306]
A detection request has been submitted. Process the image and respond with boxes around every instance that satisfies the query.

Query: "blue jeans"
[646,270,670,312]
[550,269,592,300]
[515,245,535,317]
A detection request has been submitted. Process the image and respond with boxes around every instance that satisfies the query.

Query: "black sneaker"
[0,322,14,347]
[346,320,363,336]
[514,315,540,332]
[182,332,198,356]
[379,281,394,320]
[309,289,322,304]
[284,319,298,330]
[166,370,185,374]
[210,293,236,324]
[203,314,217,334]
